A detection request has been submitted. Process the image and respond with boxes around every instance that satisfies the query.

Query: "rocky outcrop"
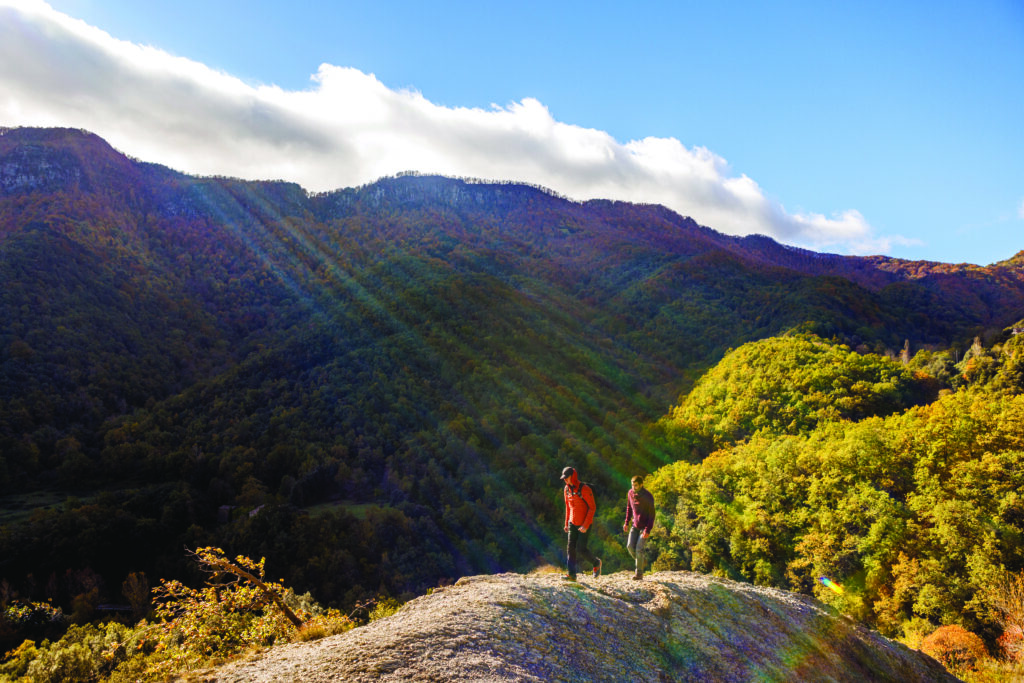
[202,570,956,682]
[0,141,84,195]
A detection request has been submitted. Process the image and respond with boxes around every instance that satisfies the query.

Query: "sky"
[1,1,1022,265]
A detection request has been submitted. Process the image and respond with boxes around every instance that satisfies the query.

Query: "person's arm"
[623,491,633,532]
[563,486,570,531]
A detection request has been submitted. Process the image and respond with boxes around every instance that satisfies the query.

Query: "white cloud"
[0,0,909,254]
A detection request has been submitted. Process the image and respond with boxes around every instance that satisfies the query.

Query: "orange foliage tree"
[920,625,988,673]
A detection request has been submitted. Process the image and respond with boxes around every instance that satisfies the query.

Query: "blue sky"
[3,0,1023,265]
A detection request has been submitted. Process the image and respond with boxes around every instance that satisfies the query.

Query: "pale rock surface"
[200,570,957,682]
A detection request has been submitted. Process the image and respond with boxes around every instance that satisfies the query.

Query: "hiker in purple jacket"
[623,475,655,580]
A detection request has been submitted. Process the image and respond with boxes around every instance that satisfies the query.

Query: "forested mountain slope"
[2,126,1024,616]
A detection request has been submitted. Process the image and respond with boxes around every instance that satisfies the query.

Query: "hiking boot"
[632,572,643,581]
[593,558,602,578]
[562,574,577,582]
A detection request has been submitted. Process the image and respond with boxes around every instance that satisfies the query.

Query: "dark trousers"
[566,523,598,576]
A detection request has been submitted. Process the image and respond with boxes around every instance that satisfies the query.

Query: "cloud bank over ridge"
[1,1,907,254]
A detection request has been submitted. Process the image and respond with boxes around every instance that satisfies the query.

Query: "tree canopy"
[649,327,1024,643]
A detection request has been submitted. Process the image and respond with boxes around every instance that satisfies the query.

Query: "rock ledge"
[202,570,955,682]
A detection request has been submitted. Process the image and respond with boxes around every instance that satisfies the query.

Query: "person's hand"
[641,529,650,539]
[623,524,629,533]
[580,526,589,533]
[564,525,569,533]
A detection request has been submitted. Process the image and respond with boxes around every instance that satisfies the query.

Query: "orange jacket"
[563,470,596,528]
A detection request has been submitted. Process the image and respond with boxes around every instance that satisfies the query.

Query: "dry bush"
[527,564,564,577]
[997,625,1023,663]
[989,571,1024,657]
[920,625,989,673]
[958,656,1024,683]
[990,570,1024,625]
[294,612,354,642]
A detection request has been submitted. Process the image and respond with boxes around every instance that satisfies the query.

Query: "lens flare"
[818,577,844,595]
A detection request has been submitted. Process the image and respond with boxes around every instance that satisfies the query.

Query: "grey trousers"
[627,527,648,574]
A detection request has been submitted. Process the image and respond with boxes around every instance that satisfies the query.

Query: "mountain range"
[2,126,1024,613]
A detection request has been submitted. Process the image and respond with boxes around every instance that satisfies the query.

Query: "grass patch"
[527,564,564,577]
[0,482,170,525]
[0,490,69,525]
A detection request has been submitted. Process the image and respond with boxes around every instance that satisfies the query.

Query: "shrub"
[368,597,403,622]
[25,640,96,683]
[963,656,1024,683]
[1,601,67,653]
[1,622,138,683]
[1,549,356,681]
[997,625,1023,663]
[920,624,989,673]
[988,570,1024,657]
[293,610,354,642]
[898,617,936,650]
[147,575,294,674]
[0,639,39,680]
[141,547,349,676]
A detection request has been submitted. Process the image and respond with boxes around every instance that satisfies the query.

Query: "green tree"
[670,334,934,450]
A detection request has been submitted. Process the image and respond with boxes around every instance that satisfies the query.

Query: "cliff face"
[203,571,956,682]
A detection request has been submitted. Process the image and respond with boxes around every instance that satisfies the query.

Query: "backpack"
[568,481,594,514]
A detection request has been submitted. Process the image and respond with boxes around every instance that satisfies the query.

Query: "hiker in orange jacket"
[561,466,601,581]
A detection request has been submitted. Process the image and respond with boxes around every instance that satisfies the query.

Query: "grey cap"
[561,467,575,479]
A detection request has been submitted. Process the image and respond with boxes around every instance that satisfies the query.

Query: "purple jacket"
[625,487,655,534]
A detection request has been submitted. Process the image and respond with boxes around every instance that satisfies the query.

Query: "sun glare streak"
[177,177,689,569]
[187,186,575,562]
